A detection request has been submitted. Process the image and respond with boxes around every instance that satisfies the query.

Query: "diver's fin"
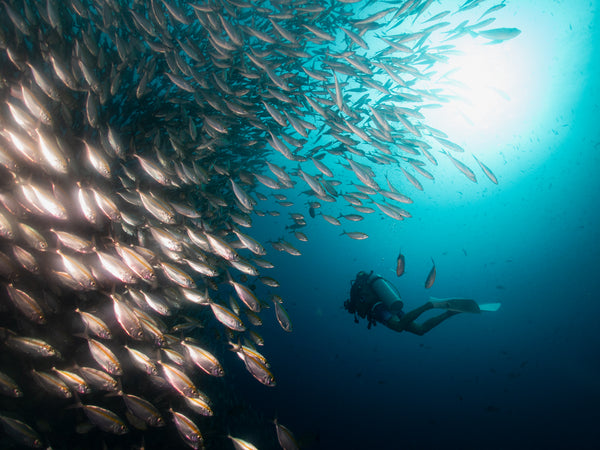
[429,297,481,313]
[478,303,501,312]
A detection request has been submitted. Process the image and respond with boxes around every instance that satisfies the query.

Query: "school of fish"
[0,0,516,448]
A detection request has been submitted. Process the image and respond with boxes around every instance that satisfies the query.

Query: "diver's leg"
[405,310,460,336]
[396,302,434,329]
[383,316,404,332]
[383,302,434,333]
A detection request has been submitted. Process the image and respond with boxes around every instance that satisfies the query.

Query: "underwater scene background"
[244,1,600,449]
[0,0,598,449]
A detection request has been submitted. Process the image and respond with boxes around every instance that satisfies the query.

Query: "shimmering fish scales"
[184,396,213,416]
[205,232,239,261]
[340,230,369,240]
[0,415,43,448]
[81,404,128,435]
[272,295,293,332]
[181,340,225,377]
[51,368,90,394]
[76,309,112,339]
[396,250,406,277]
[77,366,118,392]
[115,243,156,282]
[31,369,71,398]
[232,342,276,387]
[125,346,158,375]
[0,371,23,397]
[160,261,196,288]
[230,280,261,312]
[160,362,199,397]
[425,258,437,289]
[275,419,300,450]
[87,339,122,375]
[112,294,144,340]
[229,436,259,450]
[209,302,246,332]
[472,154,498,184]
[6,335,60,358]
[478,27,521,42]
[6,284,46,324]
[97,250,138,284]
[122,393,165,427]
[171,409,203,449]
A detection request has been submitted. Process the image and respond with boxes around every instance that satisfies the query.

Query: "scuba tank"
[346,272,404,328]
[368,273,404,313]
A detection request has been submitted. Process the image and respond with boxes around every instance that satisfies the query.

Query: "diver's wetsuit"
[345,271,459,335]
[371,300,404,324]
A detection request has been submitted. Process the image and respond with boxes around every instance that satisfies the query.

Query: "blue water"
[226,2,600,449]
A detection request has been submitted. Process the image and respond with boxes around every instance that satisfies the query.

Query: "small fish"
[396,251,406,277]
[425,258,436,289]
[56,249,96,290]
[87,339,122,375]
[184,396,213,416]
[162,347,186,366]
[6,335,60,358]
[272,295,293,332]
[0,371,22,397]
[340,230,369,240]
[160,262,196,288]
[229,435,259,450]
[81,404,128,435]
[115,243,156,282]
[275,418,300,450]
[205,232,239,261]
[125,346,158,375]
[17,223,48,251]
[472,154,498,184]
[138,190,176,224]
[209,301,246,332]
[51,368,90,394]
[0,415,43,448]
[51,229,93,253]
[232,342,276,387]
[230,279,261,312]
[181,340,225,377]
[31,369,72,398]
[171,409,203,449]
[159,362,199,397]
[98,250,138,284]
[478,27,521,42]
[6,284,46,324]
[122,393,164,427]
[76,309,112,340]
[112,294,144,340]
[77,366,118,392]
[442,150,477,183]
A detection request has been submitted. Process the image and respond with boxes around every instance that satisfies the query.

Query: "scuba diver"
[344,271,497,335]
